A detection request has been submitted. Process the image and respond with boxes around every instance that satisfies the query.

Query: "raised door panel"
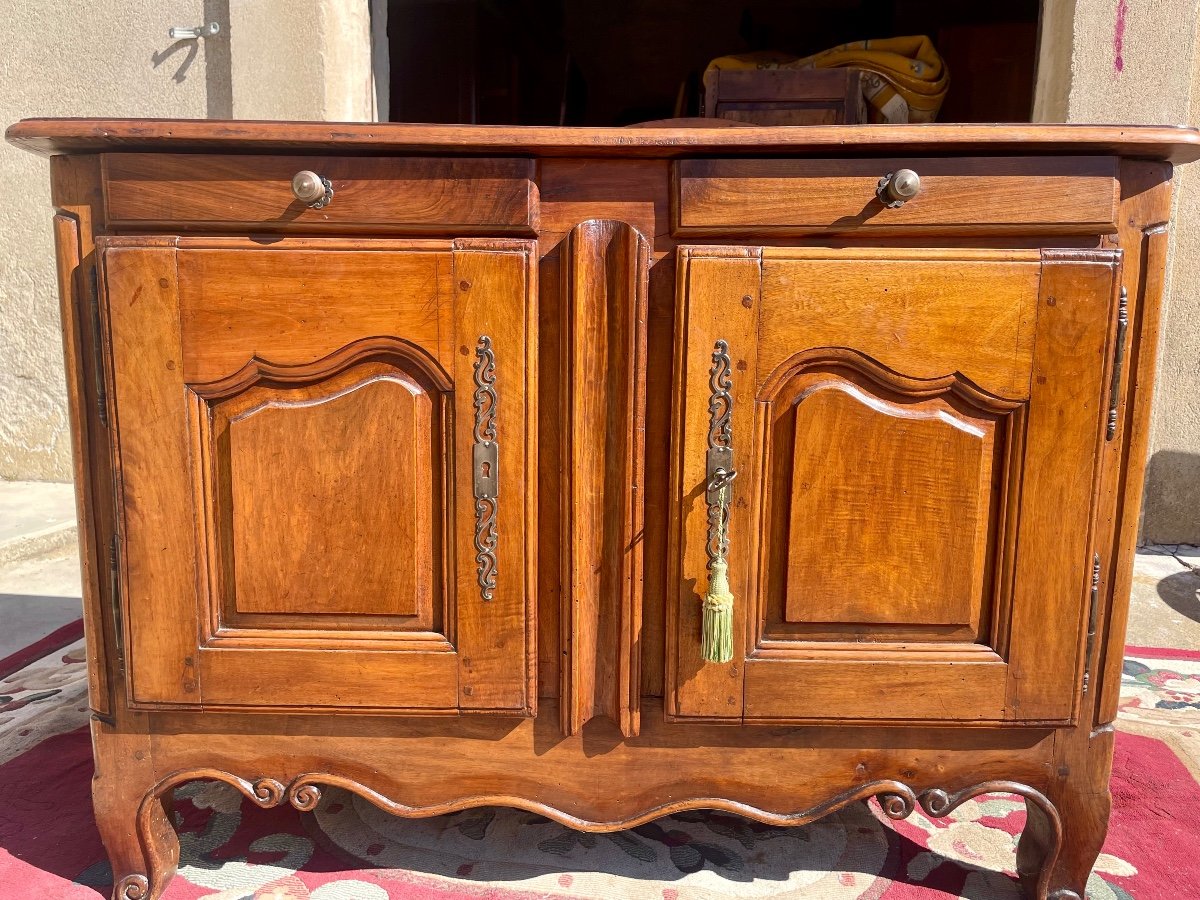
[668,247,1118,724]
[228,375,433,621]
[196,349,448,633]
[781,372,1002,636]
[101,238,536,714]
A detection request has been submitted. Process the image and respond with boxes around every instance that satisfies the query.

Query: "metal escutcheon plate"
[705,447,734,501]
[474,441,499,500]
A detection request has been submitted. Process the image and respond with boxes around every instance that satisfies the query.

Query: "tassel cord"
[702,480,735,663]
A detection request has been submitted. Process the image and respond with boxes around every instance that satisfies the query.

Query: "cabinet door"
[667,247,1119,724]
[101,238,536,714]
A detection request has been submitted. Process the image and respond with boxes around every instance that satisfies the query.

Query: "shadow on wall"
[203,0,233,118]
[1142,450,1200,545]
[151,39,200,84]
[148,0,232,115]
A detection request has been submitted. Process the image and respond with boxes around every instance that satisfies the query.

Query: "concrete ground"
[0,481,81,660]
[0,480,1197,659]
[1126,544,1200,650]
[0,480,76,566]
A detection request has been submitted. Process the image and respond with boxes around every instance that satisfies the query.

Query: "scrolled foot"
[114,874,151,900]
[96,783,178,900]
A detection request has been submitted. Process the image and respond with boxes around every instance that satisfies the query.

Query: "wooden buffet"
[8,118,1200,899]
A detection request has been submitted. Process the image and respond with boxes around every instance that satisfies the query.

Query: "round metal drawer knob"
[291,170,334,209]
[876,168,921,207]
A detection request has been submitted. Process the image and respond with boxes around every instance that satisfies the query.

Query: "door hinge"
[1083,553,1101,694]
[87,264,110,428]
[108,533,125,674]
[1106,287,1129,441]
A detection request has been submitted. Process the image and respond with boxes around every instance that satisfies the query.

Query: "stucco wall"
[1037,0,1200,542]
[0,2,215,480]
[227,0,373,120]
[0,1,372,482]
[1032,0,1077,121]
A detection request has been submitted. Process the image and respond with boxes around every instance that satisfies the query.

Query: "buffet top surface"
[8,118,1200,163]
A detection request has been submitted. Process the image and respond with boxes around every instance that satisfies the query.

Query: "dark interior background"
[385,0,1041,126]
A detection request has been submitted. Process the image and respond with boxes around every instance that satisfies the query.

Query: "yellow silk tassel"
[702,557,734,663]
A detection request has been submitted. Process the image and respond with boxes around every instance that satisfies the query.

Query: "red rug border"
[1124,643,1200,661]
[0,637,1196,896]
[0,618,84,681]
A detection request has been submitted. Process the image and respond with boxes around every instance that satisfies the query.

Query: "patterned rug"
[1,643,1198,900]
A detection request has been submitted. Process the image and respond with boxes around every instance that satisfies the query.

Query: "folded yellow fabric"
[705,35,949,123]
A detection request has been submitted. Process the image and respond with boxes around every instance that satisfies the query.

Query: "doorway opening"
[381,0,1041,126]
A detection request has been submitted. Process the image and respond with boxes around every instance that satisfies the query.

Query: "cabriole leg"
[91,717,179,900]
[1017,780,1111,900]
[1018,727,1115,900]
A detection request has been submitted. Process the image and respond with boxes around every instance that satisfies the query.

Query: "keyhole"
[481,461,491,478]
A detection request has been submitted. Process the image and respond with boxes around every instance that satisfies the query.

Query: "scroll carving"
[472,335,499,601]
[116,770,287,899]
[116,769,1070,900]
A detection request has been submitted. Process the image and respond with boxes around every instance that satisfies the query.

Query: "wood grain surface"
[10,118,1200,163]
[99,238,537,714]
[25,126,1179,900]
[674,156,1119,234]
[559,220,648,738]
[103,154,538,233]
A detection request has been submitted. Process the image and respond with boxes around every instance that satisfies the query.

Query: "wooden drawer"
[673,156,1119,235]
[102,154,538,233]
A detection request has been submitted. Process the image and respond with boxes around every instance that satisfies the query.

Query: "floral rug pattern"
[0,639,88,766]
[0,643,1197,899]
[1116,653,1200,778]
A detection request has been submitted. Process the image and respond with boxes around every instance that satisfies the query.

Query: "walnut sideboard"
[9,119,1200,899]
